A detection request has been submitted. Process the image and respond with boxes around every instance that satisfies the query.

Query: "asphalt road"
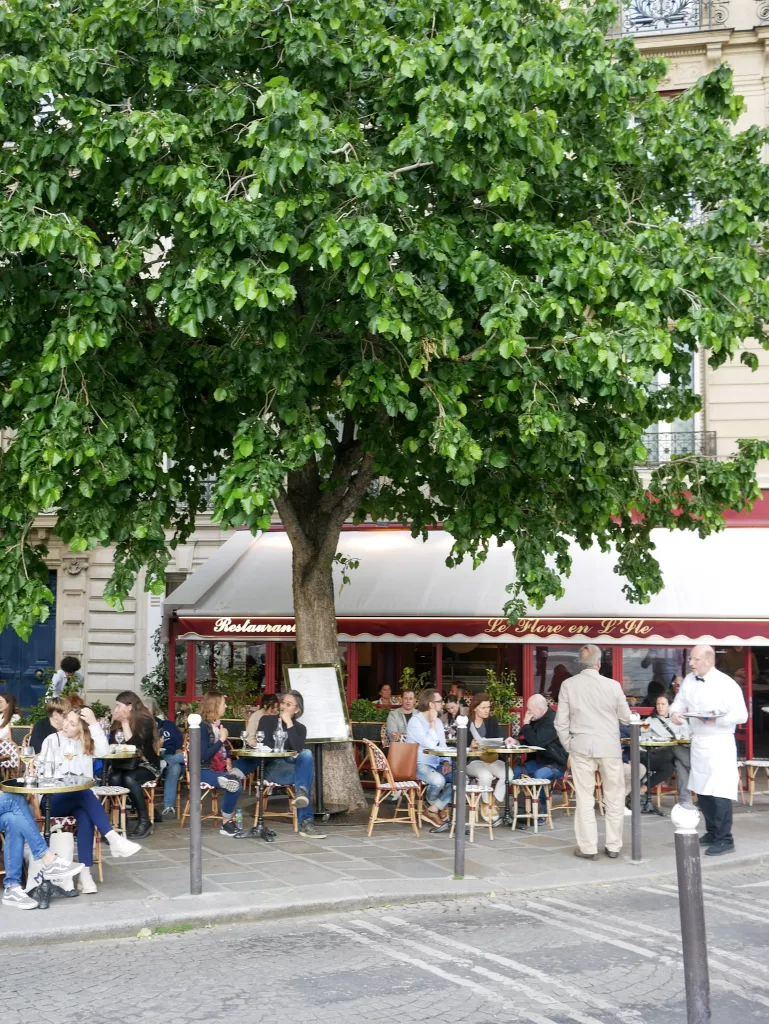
[8,863,769,1023]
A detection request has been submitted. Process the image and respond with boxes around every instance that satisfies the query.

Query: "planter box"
[352,721,386,742]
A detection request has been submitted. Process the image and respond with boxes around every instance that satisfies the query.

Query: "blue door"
[0,571,57,709]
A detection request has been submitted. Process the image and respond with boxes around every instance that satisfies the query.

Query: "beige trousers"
[570,752,625,854]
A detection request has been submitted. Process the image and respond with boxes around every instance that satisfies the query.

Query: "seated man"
[148,698,185,820]
[30,696,71,753]
[0,791,85,908]
[385,688,416,743]
[407,690,453,832]
[514,694,568,822]
[231,690,326,839]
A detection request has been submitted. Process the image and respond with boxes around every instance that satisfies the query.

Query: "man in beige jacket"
[555,645,631,860]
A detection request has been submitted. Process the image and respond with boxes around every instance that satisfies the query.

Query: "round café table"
[231,748,296,842]
[2,777,94,909]
[99,748,137,786]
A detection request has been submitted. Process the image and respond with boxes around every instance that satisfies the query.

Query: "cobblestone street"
[7,863,769,1024]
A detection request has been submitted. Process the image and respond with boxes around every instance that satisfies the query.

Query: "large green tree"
[2,0,768,810]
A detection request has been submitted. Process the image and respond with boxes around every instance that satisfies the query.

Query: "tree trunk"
[292,545,367,815]
[274,443,374,817]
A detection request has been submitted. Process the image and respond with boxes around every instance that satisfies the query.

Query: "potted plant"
[349,698,389,741]
[485,668,521,734]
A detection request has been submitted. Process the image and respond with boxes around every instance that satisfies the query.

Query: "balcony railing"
[640,430,717,466]
[610,0,730,35]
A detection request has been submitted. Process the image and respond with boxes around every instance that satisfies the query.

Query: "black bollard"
[673,805,711,1024]
[188,713,203,895]
[454,717,467,879]
[630,719,642,863]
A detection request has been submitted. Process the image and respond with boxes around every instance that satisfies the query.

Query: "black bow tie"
[695,675,705,682]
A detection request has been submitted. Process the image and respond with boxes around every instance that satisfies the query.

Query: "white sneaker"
[41,856,84,882]
[78,866,98,894]
[624,807,633,816]
[2,885,38,910]
[106,831,142,859]
[217,775,240,793]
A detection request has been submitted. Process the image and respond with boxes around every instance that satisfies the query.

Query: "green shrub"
[349,698,389,722]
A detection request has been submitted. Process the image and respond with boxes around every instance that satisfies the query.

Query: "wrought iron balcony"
[639,430,717,466]
[610,0,730,35]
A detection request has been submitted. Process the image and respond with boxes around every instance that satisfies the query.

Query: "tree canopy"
[1,0,769,640]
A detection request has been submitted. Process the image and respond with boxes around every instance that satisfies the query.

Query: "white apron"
[689,732,740,801]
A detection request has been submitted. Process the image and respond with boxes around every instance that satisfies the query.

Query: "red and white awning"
[163,524,769,645]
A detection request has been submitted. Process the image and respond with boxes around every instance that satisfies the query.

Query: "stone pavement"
[1,789,768,946]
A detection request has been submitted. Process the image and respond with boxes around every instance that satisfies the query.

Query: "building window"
[534,646,615,699]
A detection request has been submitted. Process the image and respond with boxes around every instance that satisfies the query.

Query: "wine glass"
[114,729,125,747]
[62,749,76,782]
[255,730,264,750]
[240,730,250,749]
[20,745,35,785]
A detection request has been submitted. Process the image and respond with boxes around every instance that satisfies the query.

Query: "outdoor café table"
[638,739,691,816]
[2,777,93,909]
[232,747,297,843]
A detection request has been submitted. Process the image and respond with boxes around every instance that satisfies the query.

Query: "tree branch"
[274,485,310,554]
[387,161,434,177]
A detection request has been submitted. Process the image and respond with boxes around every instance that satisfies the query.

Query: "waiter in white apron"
[671,644,748,856]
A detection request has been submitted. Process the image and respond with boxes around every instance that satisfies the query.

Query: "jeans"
[262,749,315,825]
[513,760,565,807]
[416,762,453,811]
[163,751,185,810]
[0,793,48,888]
[49,791,112,868]
[200,769,242,817]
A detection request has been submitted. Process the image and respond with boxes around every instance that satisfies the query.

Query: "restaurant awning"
[163,525,769,645]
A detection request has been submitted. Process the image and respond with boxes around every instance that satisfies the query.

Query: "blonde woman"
[40,707,142,892]
[199,691,243,836]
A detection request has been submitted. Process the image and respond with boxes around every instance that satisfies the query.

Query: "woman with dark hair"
[465,692,506,824]
[0,694,19,741]
[109,691,161,838]
[244,693,280,747]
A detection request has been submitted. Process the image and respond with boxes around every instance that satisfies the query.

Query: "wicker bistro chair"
[561,760,604,816]
[510,777,554,833]
[260,780,299,832]
[92,784,130,836]
[361,738,420,838]
[742,759,769,806]
[179,742,221,829]
[450,782,494,843]
[0,739,19,781]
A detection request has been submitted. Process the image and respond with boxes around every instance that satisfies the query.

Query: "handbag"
[387,741,418,782]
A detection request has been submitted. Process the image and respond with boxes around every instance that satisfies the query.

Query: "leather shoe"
[574,849,598,861]
[604,848,619,859]
[705,841,735,857]
[422,809,442,828]
[429,820,451,834]
[699,833,716,846]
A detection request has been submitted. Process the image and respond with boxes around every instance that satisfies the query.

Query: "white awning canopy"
[163,526,769,645]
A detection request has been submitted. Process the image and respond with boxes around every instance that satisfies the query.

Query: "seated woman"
[406,690,453,831]
[375,683,393,708]
[465,692,506,824]
[645,694,692,807]
[638,696,677,811]
[198,691,244,837]
[109,691,162,838]
[0,790,85,909]
[40,707,141,893]
[30,697,71,753]
[244,694,280,746]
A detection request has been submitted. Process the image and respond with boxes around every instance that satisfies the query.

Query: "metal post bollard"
[672,804,711,1024]
[454,715,468,880]
[188,713,203,895]
[629,717,642,863]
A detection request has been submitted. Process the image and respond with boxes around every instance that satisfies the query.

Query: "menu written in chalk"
[283,664,352,743]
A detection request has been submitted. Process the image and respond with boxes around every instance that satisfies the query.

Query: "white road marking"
[381,913,644,1024]
[540,894,769,979]
[321,922,560,1024]
[701,882,769,910]
[472,965,608,1024]
[655,882,769,924]
[509,902,667,960]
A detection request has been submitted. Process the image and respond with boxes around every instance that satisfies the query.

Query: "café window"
[534,646,614,698]
[621,647,687,703]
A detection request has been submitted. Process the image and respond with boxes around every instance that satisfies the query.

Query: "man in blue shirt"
[407,690,453,830]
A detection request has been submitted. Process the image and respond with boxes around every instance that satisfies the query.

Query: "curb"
[1,848,766,948]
